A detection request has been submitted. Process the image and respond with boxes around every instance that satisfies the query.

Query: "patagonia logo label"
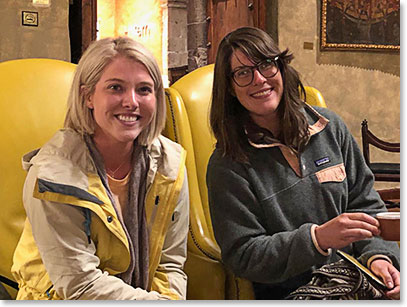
[314,157,330,166]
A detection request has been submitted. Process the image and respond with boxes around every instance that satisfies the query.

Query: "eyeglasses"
[231,57,279,87]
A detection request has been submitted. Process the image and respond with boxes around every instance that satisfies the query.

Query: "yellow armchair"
[0,58,76,299]
[163,64,327,300]
[301,86,327,108]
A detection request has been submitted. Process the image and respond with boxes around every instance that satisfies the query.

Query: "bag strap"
[286,260,385,300]
[0,275,18,290]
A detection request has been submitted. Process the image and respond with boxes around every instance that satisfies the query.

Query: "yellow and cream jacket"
[11,129,189,300]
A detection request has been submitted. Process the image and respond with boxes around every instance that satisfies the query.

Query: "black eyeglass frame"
[231,56,280,87]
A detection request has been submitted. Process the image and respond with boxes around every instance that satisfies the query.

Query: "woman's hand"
[315,213,380,250]
[370,259,400,300]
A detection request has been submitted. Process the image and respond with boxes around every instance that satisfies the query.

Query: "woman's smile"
[250,87,273,98]
[115,113,142,124]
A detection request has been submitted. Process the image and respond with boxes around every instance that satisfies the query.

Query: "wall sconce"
[33,0,51,7]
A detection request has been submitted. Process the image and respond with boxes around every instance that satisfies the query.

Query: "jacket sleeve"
[150,170,189,299]
[337,116,400,268]
[23,169,169,300]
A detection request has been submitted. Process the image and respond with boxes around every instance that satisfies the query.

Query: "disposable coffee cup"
[376,212,400,241]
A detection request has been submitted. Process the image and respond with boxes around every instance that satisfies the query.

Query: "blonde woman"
[12,37,189,300]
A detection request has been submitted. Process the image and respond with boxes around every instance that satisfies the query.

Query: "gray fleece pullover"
[206,105,400,295]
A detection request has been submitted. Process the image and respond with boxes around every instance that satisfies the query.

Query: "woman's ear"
[81,86,93,109]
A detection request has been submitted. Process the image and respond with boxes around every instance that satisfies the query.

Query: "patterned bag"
[286,259,387,300]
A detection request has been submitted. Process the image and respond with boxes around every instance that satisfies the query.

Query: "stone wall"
[187,0,208,71]
[167,0,188,69]
[0,0,70,62]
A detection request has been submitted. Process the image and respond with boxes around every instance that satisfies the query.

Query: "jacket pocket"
[315,163,346,183]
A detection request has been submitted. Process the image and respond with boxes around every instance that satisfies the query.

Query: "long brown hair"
[210,27,310,163]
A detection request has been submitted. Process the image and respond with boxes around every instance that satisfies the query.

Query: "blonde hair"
[64,37,165,146]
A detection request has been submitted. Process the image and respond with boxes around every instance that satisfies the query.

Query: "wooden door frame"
[82,0,97,53]
[256,0,266,30]
[206,0,267,64]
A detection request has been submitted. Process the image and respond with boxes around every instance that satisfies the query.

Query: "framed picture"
[320,0,400,51]
[22,11,39,27]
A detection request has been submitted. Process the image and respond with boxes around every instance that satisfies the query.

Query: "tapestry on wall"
[320,0,400,51]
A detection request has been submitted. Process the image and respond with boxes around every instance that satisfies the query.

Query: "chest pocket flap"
[315,163,346,183]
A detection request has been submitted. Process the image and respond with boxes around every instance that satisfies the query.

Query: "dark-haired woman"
[206,27,399,300]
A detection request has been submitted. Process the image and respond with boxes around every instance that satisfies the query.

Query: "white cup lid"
[376,212,400,220]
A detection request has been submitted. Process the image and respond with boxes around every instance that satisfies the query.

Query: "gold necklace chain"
[106,152,132,178]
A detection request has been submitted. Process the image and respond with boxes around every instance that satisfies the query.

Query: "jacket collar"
[245,103,329,148]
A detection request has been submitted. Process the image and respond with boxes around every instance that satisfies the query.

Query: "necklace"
[106,153,132,179]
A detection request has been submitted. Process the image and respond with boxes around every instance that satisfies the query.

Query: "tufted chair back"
[0,58,76,299]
